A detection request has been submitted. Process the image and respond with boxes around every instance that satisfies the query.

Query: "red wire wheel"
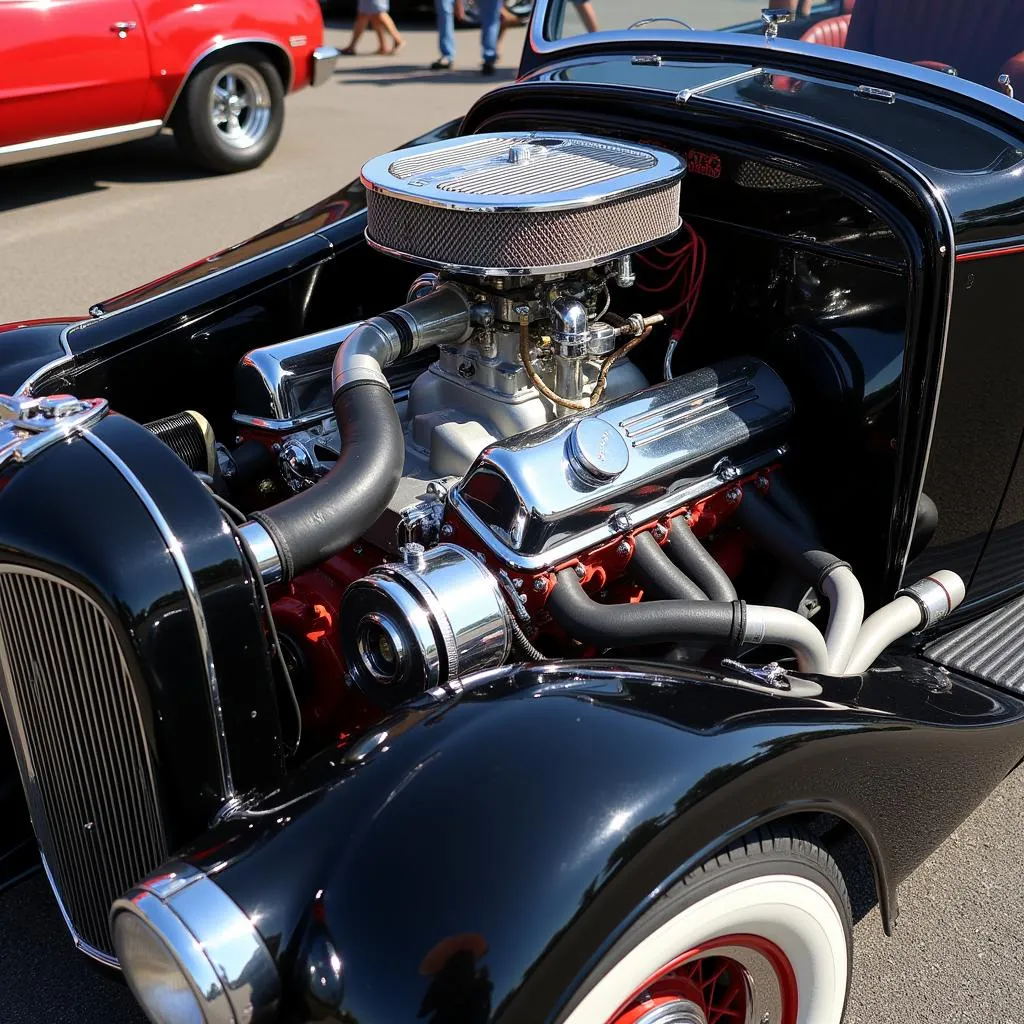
[607,935,797,1024]
[563,831,852,1024]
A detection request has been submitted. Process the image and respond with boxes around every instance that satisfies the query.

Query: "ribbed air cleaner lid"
[360,132,685,276]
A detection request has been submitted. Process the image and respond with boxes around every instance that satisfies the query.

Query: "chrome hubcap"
[210,64,271,150]
[635,1000,707,1024]
[609,938,795,1024]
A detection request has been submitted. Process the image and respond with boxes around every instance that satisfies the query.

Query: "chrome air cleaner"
[360,131,684,276]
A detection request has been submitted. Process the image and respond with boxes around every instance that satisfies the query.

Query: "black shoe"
[481,59,496,75]
[431,57,453,70]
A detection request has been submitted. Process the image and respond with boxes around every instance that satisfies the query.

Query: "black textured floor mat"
[927,592,1024,693]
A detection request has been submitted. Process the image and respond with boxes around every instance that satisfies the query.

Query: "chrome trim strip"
[14,322,76,398]
[526,3,1024,124]
[364,222,682,278]
[112,861,280,1024]
[0,121,162,168]
[163,36,295,121]
[232,409,332,432]
[82,432,235,800]
[450,446,786,571]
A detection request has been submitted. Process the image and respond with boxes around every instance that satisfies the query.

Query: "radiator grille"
[0,566,167,961]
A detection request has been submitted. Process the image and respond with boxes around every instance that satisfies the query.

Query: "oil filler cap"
[567,416,630,484]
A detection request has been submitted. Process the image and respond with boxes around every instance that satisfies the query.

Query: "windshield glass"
[543,0,1024,99]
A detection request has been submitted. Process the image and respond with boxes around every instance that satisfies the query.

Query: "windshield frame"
[523,0,1024,128]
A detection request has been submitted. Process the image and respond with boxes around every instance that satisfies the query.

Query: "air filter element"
[361,132,685,276]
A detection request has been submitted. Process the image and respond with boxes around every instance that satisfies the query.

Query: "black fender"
[177,659,1024,1024]
[0,319,78,395]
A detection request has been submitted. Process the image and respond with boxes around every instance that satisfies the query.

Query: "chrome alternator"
[341,543,511,705]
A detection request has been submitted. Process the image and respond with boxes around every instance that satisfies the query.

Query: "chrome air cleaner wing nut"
[360,132,685,276]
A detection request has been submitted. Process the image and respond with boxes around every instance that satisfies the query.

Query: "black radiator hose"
[732,490,845,587]
[631,530,708,601]
[248,285,473,582]
[251,383,404,581]
[665,518,738,602]
[734,489,864,674]
[548,568,743,648]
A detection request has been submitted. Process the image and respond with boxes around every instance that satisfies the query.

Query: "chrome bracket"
[497,568,531,623]
[0,394,108,470]
[721,658,792,691]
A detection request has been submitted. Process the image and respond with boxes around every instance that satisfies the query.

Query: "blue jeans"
[435,0,502,62]
[435,0,456,59]
[476,0,501,62]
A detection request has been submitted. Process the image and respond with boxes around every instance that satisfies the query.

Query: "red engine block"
[271,467,776,739]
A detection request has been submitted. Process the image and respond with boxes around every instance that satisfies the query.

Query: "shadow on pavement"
[0,134,212,215]
[0,870,145,1024]
[334,62,517,84]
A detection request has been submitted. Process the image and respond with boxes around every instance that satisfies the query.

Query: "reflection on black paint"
[417,934,493,1024]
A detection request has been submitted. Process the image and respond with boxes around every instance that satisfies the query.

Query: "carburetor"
[236,131,685,554]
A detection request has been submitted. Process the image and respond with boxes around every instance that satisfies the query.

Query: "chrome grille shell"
[0,566,168,962]
[361,131,684,275]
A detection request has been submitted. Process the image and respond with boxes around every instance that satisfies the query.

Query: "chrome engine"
[226,131,954,703]
[236,132,683,555]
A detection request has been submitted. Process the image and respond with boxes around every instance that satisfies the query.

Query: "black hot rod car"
[3,2,1024,1022]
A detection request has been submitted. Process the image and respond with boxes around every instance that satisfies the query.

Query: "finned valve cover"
[360,132,685,276]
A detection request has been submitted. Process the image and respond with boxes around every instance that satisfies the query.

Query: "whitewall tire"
[561,828,852,1024]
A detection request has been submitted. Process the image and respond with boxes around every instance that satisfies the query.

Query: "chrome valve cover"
[451,357,794,570]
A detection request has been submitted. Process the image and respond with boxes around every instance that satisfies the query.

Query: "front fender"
[174,659,1024,1024]
[139,0,321,118]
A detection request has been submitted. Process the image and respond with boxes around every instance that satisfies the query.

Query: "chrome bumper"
[310,45,339,87]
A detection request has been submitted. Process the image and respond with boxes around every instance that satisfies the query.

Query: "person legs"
[496,5,517,58]
[367,13,389,53]
[477,0,501,69]
[572,0,598,33]
[433,0,456,66]
[377,10,405,52]
[768,0,813,16]
[341,13,370,54]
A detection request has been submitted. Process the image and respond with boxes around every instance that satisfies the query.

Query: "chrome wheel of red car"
[562,829,852,1024]
[172,47,284,173]
[209,64,273,150]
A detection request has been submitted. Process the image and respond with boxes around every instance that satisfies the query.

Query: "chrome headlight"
[111,862,278,1024]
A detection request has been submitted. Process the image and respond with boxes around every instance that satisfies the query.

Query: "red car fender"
[137,0,324,122]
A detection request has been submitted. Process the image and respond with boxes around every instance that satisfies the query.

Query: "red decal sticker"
[686,149,722,179]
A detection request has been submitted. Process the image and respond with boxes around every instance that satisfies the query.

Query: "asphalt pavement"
[2,11,1024,1024]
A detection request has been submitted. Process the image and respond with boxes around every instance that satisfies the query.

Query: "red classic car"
[0,0,339,173]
